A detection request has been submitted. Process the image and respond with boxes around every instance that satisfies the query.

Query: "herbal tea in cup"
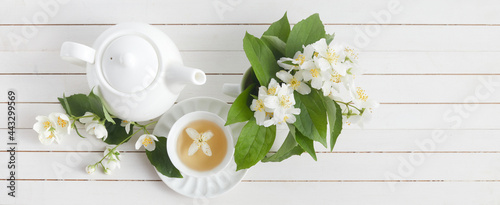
[167,111,234,177]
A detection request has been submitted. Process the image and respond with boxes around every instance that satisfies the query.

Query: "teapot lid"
[101,35,158,93]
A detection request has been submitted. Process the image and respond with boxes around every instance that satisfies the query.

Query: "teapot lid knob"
[120,52,136,68]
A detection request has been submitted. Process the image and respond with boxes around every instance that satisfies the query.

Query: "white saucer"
[152,97,247,198]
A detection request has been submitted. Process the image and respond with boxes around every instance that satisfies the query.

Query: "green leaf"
[262,12,290,42]
[293,90,327,147]
[324,97,343,151]
[102,105,116,124]
[294,127,317,161]
[88,90,106,120]
[285,13,326,57]
[58,94,91,117]
[226,84,256,126]
[103,119,133,145]
[234,118,276,170]
[146,137,182,178]
[243,32,281,87]
[241,67,259,92]
[262,126,304,162]
[261,35,286,58]
[325,33,335,45]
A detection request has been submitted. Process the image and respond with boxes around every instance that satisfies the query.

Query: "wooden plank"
[4,51,500,74]
[1,75,500,103]
[4,103,500,129]
[0,75,242,103]
[3,180,500,204]
[0,51,251,74]
[0,0,499,25]
[4,152,500,181]
[6,129,500,152]
[1,181,498,204]
[3,25,500,52]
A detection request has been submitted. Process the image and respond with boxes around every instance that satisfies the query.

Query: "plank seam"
[3,151,500,154]
[2,179,500,183]
[4,23,500,26]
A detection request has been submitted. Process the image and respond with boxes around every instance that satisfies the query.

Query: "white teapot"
[60,22,206,122]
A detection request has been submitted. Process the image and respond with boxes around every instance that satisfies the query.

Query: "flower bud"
[86,164,96,174]
[103,167,112,175]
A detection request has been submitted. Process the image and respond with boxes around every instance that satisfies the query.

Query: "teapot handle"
[222,83,241,98]
[60,42,96,66]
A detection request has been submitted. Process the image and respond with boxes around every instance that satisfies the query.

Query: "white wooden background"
[2,0,500,204]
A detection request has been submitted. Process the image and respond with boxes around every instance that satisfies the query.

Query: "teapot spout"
[166,65,206,93]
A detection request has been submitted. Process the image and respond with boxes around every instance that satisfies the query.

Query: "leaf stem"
[90,121,158,169]
[70,115,94,120]
[337,101,363,112]
[93,128,143,166]
[72,121,85,138]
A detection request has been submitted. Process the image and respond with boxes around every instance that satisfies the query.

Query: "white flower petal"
[294,70,304,81]
[285,114,297,124]
[312,38,327,57]
[250,99,263,112]
[292,51,303,60]
[311,78,323,90]
[125,124,131,134]
[149,135,158,142]
[103,159,120,170]
[188,142,199,156]
[201,142,212,156]
[135,134,146,150]
[263,119,275,127]
[289,108,301,115]
[185,128,200,140]
[79,112,96,124]
[363,99,380,109]
[254,111,266,125]
[316,57,332,71]
[120,121,132,134]
[33,116,51,133]
[264,96,279,110]
[38,131,55,145]
[202,131,213,141]
[85,122,97,134]
[277,58,296,70]
[269,79,279,90]
[276,70,292,83]
[258,86,268,98]
[94,124,108,140]
[276,122,288,132]
[144,139,156,151]
[302,70,313,81]
[49,113,71,135]
[136,134,158,151]
[300,60,315,70]
[296,83,311,95]
[53,132,62,144]
[303,44,315,58]
[333,63,348,76]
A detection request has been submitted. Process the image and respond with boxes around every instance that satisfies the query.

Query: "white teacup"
[167,111,234,177]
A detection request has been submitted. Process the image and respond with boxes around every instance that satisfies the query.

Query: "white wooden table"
[2,0,500,204]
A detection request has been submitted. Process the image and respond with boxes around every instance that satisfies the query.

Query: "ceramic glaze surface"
[60,22,207,121]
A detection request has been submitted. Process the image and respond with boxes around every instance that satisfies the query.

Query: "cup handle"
[60,42,96,67]
[222,83,241,98]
